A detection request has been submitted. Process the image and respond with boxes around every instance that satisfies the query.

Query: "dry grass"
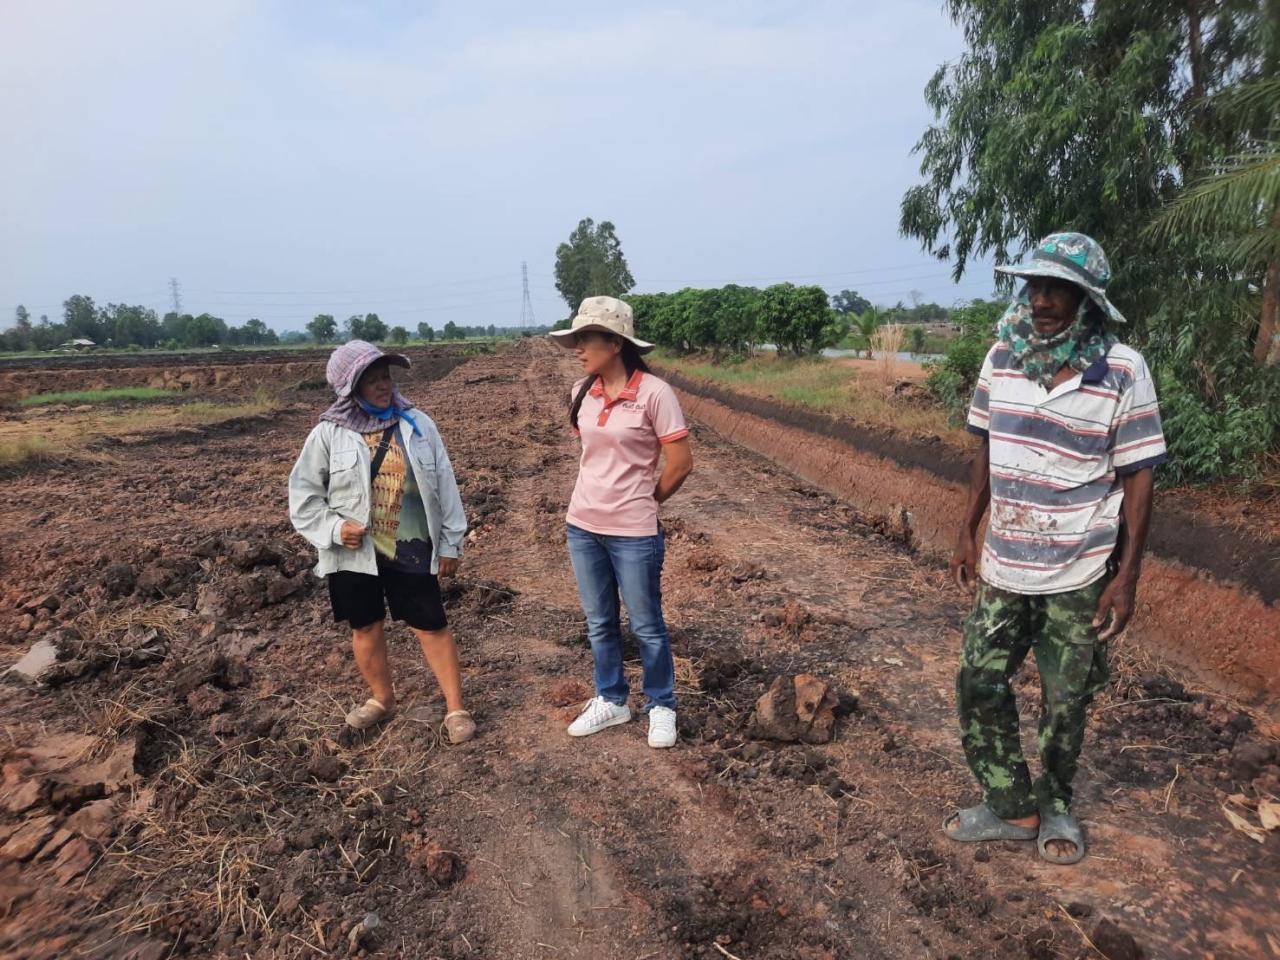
[869,323,906,384]
[653,351,958,439]
[95,687,441,949]
[0,391,277,470]
[0,434,55,467]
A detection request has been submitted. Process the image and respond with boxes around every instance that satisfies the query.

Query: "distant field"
[18,386,173,407]
[653,349,960,439]
[0,391,277,468]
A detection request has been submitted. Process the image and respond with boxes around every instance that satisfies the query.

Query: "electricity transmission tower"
[519,261,535,327]
[169,277,183,315]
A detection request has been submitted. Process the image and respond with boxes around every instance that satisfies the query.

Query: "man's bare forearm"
[1114,468,1154,585]
[961,437,992,536]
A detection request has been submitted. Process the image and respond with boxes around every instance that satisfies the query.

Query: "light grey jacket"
[288,411,467,577]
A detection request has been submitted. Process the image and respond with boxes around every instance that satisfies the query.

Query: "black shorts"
[327,566,448,631]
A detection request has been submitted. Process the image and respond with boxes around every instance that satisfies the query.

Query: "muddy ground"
[0,340,1278,960]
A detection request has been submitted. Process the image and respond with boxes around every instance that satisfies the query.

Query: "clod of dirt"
[62,798,117,842]
[403,835,464,887]
[229,540,285,570]
[761,602,813,639]
[0,814,58,861]
[135,560,196,598]
[307,754,346,783]
[186,684,231,717]
[1230,740,1276,782]
[686,547,723,572]
[207,653,252,690]
[101,562,138,598]
[1138,675,1190,701]
[728,560,766,582]
[750,674,842,744]
[52,836,94,885]
[1090,918,1141,960]
[2,779,45,815]
[266,572,307,605]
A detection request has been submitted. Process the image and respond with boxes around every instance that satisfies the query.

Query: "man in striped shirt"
[942,233,1166,865]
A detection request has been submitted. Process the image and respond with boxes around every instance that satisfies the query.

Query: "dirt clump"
[750,674,844,744]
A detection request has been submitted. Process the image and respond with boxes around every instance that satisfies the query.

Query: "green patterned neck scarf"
[997,297,1114,391]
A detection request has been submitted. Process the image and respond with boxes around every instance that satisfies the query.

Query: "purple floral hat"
[325,340,410,398]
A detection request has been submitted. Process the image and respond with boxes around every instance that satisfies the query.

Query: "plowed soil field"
[1,341,1277,960]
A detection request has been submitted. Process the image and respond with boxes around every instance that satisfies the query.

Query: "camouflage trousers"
[956,578,1110,820]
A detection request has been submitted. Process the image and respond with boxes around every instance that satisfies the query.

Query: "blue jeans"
[565,523,676,711]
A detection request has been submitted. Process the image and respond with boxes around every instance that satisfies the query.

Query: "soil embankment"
[660,369,1280,711]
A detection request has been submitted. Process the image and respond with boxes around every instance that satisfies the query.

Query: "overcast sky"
[0,1,996,332]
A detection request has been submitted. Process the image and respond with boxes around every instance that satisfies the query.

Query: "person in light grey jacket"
[289,340,473,742]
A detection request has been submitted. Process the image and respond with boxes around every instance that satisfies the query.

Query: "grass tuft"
[19,387,174,407]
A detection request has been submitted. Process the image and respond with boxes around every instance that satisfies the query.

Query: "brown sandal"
[346,698,393,730]
[443,710,476,744]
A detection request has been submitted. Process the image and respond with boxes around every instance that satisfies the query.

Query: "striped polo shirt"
[967,341,1167,595]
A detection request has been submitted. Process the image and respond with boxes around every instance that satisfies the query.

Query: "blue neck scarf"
[356,397,421,436]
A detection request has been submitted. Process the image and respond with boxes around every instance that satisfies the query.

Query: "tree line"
[1,297,552,353]
[551,218,952,357]
[1,297,286,352]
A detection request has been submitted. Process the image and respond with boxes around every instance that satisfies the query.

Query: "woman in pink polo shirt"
[549,297,694,748]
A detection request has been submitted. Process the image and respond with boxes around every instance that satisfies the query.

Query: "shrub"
[925,299,1003,420]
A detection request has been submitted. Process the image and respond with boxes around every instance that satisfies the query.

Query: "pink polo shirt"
[567,370,690,536]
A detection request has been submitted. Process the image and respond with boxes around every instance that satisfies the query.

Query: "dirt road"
[1,341,1277,959]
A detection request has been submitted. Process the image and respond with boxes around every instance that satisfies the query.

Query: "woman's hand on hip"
[339,521,366,549]
[438,557,460,578]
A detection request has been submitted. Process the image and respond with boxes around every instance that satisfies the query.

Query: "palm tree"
[851,306,881,358]
[1147,76,1280,365]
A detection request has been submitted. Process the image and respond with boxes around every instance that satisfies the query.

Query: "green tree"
[831,290,872,316]
[390,326,409,345]
[63,295,100,342]
[361,313,388,342]
[344,315,365,340]
[106,304,161,347]
[418,322,435,342]
[442,320,463,341]
[759,284,835,356]
[185,313,227,347]
[307,314,337,343]
[14,305,30,331]
[553,217,636,313]
[240,319,272,345]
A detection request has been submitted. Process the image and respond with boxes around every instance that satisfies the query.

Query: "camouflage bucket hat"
[994,232,1126,325]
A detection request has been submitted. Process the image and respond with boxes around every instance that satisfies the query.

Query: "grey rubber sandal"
[943,804,1039,842]
[1037,811,1086,865]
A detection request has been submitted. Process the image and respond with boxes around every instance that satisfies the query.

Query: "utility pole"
[169,277,183,315]
[519,261,535,328]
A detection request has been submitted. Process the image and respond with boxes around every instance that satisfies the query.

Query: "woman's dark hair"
[569,335,651,429]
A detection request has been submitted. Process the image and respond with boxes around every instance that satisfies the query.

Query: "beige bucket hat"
[548,296,654,354]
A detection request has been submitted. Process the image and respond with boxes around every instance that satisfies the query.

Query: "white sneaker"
[647,706,677,748]
[567,696,631,737]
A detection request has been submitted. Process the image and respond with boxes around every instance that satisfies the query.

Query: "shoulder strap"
[368,424,397,482]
